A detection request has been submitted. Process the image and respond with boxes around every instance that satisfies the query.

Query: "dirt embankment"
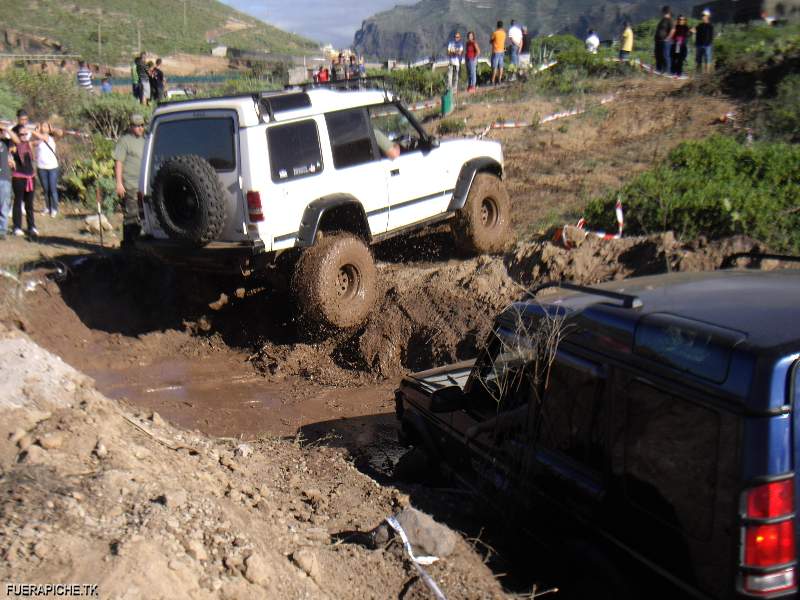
[0,327,506,599]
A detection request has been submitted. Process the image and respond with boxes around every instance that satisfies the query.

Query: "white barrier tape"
[561,199,624,248]
[386,515,447,600]
[489,94,616,130]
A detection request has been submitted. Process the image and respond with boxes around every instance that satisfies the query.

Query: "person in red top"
[465,31,480,92]
[317,65,330,83]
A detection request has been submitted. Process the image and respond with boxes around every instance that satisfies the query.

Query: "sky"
[222,0,417,48]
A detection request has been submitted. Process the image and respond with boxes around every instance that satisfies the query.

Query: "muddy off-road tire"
[152,155,226,246]
[291,233,378,331]
[452,173,512,255]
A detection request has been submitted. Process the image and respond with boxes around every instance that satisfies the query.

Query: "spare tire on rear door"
[151,154,227,246]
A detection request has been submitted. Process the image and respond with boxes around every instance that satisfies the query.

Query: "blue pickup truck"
[395,268,800,598]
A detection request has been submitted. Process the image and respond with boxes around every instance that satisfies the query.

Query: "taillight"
[742,478,797,595]
[246,191,264,223]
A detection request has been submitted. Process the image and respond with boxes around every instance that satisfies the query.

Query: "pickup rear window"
[152,117,236,171]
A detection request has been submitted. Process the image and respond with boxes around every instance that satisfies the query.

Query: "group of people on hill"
[131,54,167,104]
[0,110,64,240]
[314,53,366,84]
[653,5,714,76]
[446,19,532,93]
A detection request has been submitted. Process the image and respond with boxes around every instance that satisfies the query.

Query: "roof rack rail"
[288,75,395,100]
[528,281,643,309]
[723,252,800,268]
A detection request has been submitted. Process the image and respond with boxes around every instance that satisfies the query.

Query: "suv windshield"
[152,117,236,172]
[369,104,424,156]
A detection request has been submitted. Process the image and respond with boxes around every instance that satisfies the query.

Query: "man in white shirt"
[585,30,600,54]
[447,32,465,93]
[507,20,523,66]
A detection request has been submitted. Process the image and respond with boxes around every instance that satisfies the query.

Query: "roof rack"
[528,281,643,309]
[722,252,800,268]
[288,75,395,100]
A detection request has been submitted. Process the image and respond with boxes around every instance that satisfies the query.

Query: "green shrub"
[767,74,800,141]
[77,94,152,139]
[0,80,21,120]
[529,34,584,57]
[438,117,466,135]
[583,135,800,251]
[62,135,117,215]
[1,69,81,120]
[364,68,446,102]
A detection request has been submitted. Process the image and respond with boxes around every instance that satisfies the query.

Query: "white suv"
[137,87,510,330]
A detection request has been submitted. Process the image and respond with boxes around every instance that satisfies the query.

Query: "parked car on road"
[395,268,800,599]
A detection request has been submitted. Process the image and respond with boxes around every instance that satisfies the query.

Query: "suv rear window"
[152,117,236,171]
[267,120,323,183]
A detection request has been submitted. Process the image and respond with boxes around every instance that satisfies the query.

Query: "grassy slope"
[5,0,317,64]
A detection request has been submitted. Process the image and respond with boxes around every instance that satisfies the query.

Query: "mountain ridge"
[354,0,693,60]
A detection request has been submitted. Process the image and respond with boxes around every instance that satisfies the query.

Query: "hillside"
[354,0,693,60]
[0,0,318,65]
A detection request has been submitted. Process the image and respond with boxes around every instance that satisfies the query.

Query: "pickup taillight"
[742,478,797,595]
[246,191,264,223]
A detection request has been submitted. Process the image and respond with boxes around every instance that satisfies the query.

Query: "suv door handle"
[390,169,400,176]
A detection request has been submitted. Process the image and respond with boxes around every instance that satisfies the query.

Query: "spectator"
[465,31,480,92]
[520,26,531,65]
[490,20,506,84]
[585,30,600,54]
[447,32,464,92]
[131,55,142,101]
[672,15,690,76]
[101,73,113,94]
[317,65,330,83]
[152,58,166,102]
[10,116,37,238]
[620,21,634,60]
[76,60,94,92]
[0,127,12,240]
[694,9,714,74]
[32,122,63,218]
[58,59,68,74]
[654,6,675,74]
[136,53,151,105]
[332,54,346,82]
[359,56,367,79]
[508,20,523,67]
[114,114,146,247]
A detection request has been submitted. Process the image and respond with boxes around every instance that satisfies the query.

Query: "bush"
[365,68,447,102]
[767,74,800,141]
[77,94,152,139]
[583,135,800,251]
[438,117,466,135]
[0,80,21,120]
[1,69,81,120]
[62,135,117,215]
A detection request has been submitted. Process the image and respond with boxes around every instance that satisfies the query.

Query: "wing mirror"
[430,386,465,413]
[425,136,440,149]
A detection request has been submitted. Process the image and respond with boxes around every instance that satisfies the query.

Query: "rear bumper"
[133,238,268,273]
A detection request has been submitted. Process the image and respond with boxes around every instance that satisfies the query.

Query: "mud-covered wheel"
[151,154,226,246]
[291,233,378,331]
[452,173,512,255]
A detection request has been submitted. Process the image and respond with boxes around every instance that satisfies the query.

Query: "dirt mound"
[0,327,507,599]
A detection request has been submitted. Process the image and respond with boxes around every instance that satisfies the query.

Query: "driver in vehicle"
[373,127,400,160]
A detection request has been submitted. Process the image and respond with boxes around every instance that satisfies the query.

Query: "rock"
[9,428,27,444]
[83,214,114,233]
[301,488,323,508]
[185,539,208,561]
[292,547,320,581]
[234,288,246,299]
[164,489,188,509]
[38,432,65,450]
[21,445,47,464]
[244,552,273,586]
[93,440,108,459]
[168,559,181,571]
[234,443,253,459]
[209,293,229,311]
[372,507,458,558]
[33,542,49,559]
[17,434,33,451]
[150,412,166,428]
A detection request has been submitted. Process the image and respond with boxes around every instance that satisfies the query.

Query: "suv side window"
[325,109,377,169]
[152,117,236,172]
[537,352,606,473]
[267,120,323,183]
[624,380,719,540]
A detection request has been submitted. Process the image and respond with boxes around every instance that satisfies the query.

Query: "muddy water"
[88,354,398,442]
